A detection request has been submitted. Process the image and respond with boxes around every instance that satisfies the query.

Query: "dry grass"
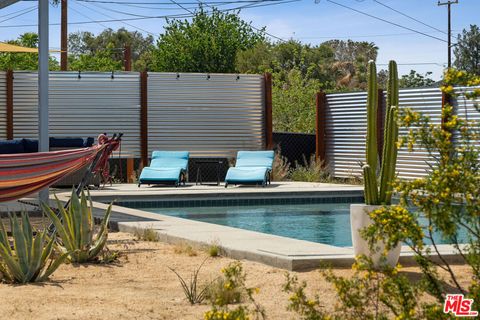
[133,227,159,242]
[0,232,473,320]
[174,242,198,257]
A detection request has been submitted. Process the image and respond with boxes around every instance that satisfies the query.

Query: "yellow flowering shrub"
[283,68,479,320]
[204,262,265,320]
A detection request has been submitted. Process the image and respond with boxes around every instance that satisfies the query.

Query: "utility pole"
[60,0,68,71]
[438,0,458,69]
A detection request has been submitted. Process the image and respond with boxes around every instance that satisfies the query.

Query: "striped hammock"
[0,137,118,202]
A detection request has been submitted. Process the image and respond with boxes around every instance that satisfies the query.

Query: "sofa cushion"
[23,138,38,153]
[84,137,95,147]
[0,140,25,154]
[50,137,85,148]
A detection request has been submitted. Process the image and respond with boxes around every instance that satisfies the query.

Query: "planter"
[350,204,401,267]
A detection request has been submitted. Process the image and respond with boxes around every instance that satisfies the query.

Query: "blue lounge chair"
[224,151,274,188]
[138,151,189,187]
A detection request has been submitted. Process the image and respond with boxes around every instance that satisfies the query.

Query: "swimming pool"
[122,202,466,247]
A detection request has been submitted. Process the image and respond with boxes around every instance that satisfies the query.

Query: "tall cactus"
[363,60,399,205]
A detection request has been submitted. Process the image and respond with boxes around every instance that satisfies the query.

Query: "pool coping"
[55,190,469,271]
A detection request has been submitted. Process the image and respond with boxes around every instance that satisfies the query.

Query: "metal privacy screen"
[0,71,266,158]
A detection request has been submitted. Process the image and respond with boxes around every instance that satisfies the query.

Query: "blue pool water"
[130,202,468,247]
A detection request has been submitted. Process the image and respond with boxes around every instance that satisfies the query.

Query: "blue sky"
[0,0,479,79]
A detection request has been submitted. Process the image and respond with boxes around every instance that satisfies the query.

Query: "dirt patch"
[0,232,473,320]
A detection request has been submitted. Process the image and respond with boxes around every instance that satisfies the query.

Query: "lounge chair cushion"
[225,166,269,183]
[139,167,184,183]
[235,151,274,169]
[138,151,189,185]
[150,151,189,170]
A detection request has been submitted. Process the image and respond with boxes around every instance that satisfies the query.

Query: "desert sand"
[0,232,472,320]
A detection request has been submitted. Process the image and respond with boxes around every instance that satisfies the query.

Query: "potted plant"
[350,60,401,267]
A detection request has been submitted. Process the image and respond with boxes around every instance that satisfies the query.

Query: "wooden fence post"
[441,90,451,130]
[140,71,148,168]
[264,72,273,149]
[315,91,326,163]
[376,88,385,161]
[6,70,13,140]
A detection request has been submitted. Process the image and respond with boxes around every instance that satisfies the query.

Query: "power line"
[109,1,241,10]
[0,0,300,29]
[324,0,448,43]
[1,0,297,28]
[294,31,451,39]
[76,0,289,4]
[70,2,110,29]
[195,0,287,42]
[0,6,37,24]
[373,0,446,35]
[170,0,194,14]
[77,0,159,35]
[377,62,445,67]
[0,5,36,19]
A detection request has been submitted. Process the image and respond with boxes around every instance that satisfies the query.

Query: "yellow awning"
[0,42,38,53]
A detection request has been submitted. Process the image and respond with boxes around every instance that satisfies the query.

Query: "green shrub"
[271,147,290,181]
[290,155,331,182]
[0,213,69,283]
[283,258,440,320]
[272,69,322,133]
[42,189,112,263]
[283,69,480,320]
[207,242,221,257]
[204,261,265,320]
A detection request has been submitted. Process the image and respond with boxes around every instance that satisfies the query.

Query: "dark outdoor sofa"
[0,137,100,188]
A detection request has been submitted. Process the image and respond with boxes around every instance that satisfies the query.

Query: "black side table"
[194,159,224,186]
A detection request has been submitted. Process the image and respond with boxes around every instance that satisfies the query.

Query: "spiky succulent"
[42,189,112,263]
[0,213,69,283]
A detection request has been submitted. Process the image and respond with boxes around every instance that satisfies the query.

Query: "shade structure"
[0,0,21,10]
[0,42,38,53]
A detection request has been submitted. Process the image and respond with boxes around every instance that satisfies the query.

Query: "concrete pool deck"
[63,181,364,201]
[46,182,467,270]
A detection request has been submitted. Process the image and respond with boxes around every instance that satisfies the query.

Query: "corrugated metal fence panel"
[12,72,141,157]
[453,86,480,156]
[0,72,6,140]
[395,88,443,179]
[325,91,368,178]
[147,72,264,157]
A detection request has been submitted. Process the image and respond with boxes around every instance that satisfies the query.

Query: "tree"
[324,40,378,89]
[236,40,274,74]
[0,33,59,71]
[152,7,264,73]
[69,42,122,72]
[454,24,480,75]
[399,70,436,88]
[272,69,323,133]
[68,28,155,71]
[237,39,335,84]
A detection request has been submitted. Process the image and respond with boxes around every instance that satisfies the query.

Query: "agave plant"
[0,213,69,283]
[42,189,112,263]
